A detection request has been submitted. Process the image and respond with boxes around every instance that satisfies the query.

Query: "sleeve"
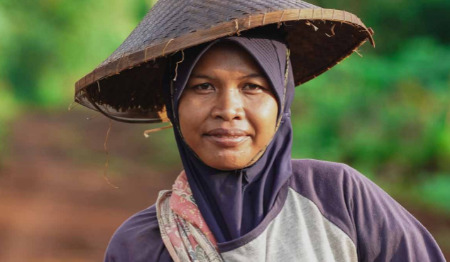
[104,205,172,262]
[343,165,446,262]
[290,159,446,262]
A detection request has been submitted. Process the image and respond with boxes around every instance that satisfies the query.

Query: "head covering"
[162,34,295,242]
[74,0,374,123]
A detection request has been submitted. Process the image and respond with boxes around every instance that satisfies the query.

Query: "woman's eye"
[192,83,214,92]
[243,83,264,92]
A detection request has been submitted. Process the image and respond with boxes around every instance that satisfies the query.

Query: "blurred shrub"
[292,38,450,186]
[314,0,450,53]
[0,0,151,107]
[414,174,450,213]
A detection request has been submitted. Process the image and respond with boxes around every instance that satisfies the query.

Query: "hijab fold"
[163,35,296,243]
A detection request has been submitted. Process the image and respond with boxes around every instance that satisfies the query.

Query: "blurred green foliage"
[293,39,450,181]
[316,0,450,53]
[0,0,448,209]
[0,0,153,106]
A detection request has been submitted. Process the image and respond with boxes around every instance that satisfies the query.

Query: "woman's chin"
[210,163,246,171]
[201,155,250,171]
[194,143,255,170]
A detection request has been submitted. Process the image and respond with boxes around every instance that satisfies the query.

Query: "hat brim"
[75,8,374,123]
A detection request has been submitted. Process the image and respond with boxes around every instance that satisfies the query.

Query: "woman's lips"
[204,128,250,147]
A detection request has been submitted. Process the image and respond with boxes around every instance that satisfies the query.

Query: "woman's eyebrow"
[238,73,265,80]
[190,73,213,79]
[190,73,265,80]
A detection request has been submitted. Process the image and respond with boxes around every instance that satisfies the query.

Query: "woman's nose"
[211,88,244,121]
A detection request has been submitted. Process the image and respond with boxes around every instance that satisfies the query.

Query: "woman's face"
[178,43,278,170]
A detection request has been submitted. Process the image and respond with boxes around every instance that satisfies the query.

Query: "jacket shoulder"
[104,204,171,262]
[290,159,363,191]
[288,159,362,243]
[288,159,445,261]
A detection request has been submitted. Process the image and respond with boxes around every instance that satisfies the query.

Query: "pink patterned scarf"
[156,171,223,262]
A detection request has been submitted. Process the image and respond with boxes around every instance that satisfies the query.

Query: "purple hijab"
[163,33,295,243]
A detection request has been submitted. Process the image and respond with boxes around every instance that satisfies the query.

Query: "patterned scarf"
[156,171,224,262]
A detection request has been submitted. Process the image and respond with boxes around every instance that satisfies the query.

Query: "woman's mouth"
[204,128,250,147]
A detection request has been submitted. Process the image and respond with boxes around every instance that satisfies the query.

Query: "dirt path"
[0,108,179,262]
[0,108,448,261]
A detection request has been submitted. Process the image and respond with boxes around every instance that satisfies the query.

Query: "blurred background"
[0,0,448,261]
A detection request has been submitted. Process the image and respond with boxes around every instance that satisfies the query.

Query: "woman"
[102,33,444,262]
[74,1,445,261]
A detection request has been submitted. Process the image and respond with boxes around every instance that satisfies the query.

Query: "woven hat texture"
[75,0,374,123]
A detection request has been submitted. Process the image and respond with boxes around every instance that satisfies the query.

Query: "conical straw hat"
[74,0,374,123]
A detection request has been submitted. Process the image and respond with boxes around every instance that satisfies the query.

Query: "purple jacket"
[104,159,446,261]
